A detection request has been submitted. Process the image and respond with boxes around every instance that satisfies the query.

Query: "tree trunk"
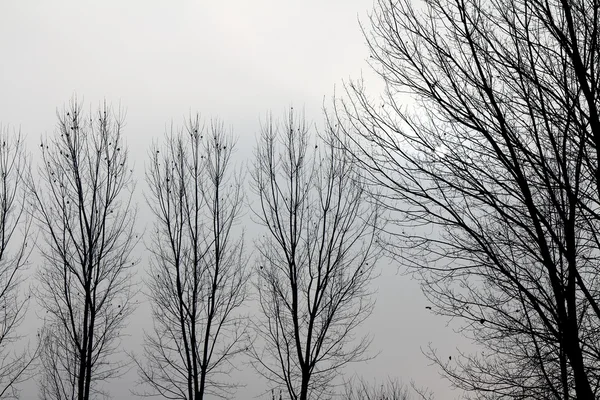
[564,321,595,399]
[299,371,310,400]
[197,369,206,400]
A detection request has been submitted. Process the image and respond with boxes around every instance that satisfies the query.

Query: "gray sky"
[0,1,467,399]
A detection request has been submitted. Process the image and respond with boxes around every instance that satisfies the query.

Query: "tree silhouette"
[0,126,35,399]
[136,116,248,400]
[251,109,381,400]
[32,99,138,400]
[332,0,600,397]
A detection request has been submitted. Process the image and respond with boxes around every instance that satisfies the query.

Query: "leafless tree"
[0,125,36,399]
[31,99,138,400]
[136,116,248,400]
[330,0,600,398]
[342,377,411,400]
[250,109,381,400]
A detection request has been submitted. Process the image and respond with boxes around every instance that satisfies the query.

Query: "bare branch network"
[30,100,139,400]
[136,115,249,400]
[6,0,600,398]
[249,109,383,400]
[330,0,600,398]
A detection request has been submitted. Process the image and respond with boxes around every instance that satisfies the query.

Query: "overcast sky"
[0,1,467,399]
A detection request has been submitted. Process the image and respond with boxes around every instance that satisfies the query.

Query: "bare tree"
[330,0,600,398]
[342,377,411,400]
[0,125,36,399]
[31,99,138,400]
[136,116,248,400]
[250,109,381,400]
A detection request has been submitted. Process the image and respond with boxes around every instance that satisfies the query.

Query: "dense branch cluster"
[250,111,381,400]
[31,101,138,400]
[3,0,599,398]
[0,101,381,400]
[136,117,248,400]
[331,0,600,398]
